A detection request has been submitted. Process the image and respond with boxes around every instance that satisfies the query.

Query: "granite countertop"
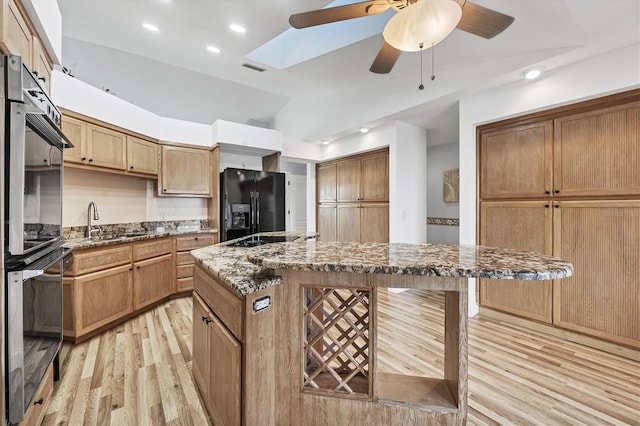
[246,241,574,281]
[191,232,317,296]
[64,228,218,250]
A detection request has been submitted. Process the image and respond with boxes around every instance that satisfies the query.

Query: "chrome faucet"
[87,201,101,238]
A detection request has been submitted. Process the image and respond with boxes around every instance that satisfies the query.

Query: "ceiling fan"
[289,0,515,73]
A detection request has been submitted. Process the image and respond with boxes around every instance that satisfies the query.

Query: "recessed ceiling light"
[320,140,331,145]
[206,45,221,53]
[142,23,159,32]
[523,67,546,80]
[229,24,246,33]
[359,127,369,134]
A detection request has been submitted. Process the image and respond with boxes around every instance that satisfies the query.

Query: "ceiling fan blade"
[456,0,515,39]
[289,1,390,29]
[369,41,402,74]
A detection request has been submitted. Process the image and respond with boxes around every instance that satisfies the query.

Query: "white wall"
[459,43,640,316]
[426,142,459,244]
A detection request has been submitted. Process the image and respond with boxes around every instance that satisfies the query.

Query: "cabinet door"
[479,201,553,323]
[75,264,133,336]
[360,153,388,201]
[86,124,127,170]
[61,116,86,164]
[133,253,173,310]
[337,159,360,202]
[553,200,639,347]
[337,204,361,242]
[317,163,337,202]
[480,121,553,199]
[554,102,640,197]
[32,37,52,94]
[192,294,210,400]
[208,313,242,426]
[161,146,211,196]
[317,204,337,241]
[2,0,32,68]
[360,204,389,243]
[127,136,158,175]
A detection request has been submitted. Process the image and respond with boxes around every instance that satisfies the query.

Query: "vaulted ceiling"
[57,0,640,147]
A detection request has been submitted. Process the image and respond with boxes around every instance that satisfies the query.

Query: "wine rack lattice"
[303,287,370,397]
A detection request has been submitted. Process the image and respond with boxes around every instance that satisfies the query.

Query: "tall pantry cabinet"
[478,90,639,349]
[316,148,389,243]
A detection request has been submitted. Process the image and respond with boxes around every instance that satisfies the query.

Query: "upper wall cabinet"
[0,0,54,94]
[554,102,639,198]
[127,136,158,175]
[480,121,553,199]
[317,163,337,203]
[479,98,640,200]
[159,145,212,197]
[61,112,159,178]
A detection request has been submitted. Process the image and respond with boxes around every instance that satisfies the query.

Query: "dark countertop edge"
[64,228,218,250]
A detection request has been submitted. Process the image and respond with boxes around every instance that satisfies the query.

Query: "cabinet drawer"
[176,234,215,251]
[194,265,243,341]
[177,277,194,292]
[68,245,132,276]
[177,251,195,265]
[133,238,172,261]
[177,264,194,279]
[20,363,53,426]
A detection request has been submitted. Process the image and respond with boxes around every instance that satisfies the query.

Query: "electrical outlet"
[253,296,271,313]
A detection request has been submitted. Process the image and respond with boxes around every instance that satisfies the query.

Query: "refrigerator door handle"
[249,191,255,234]
[256,192,260,232]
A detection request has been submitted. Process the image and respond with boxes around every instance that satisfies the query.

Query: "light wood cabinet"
[69,264,133,338]
[1,0,32,68]
[61,115,86,164]
[477,90,640,350]
[317,163,337,202]
[174,234,216,292]
[133,253,173,310]
[31,36,52,94]
[192,293,242,426]
[317,204,337,241]
[85,124,127,170]
[554,102,639,197]
[127,136,158,175]
[480,120,553,199]
[317,149,389,243]
[19,363,53,426]
[479,201,553,323]
[193,264,275,426]
[552,200,639,347]
[160,145,211,196]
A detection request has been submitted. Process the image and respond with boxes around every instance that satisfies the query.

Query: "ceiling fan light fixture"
[382,0,462,52]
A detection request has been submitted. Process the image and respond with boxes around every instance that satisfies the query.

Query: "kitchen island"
[191,238,573,425]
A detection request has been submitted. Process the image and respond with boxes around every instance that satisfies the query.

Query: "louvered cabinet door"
[479,201,553,323]
[554,101,640,197]
[553,200,640,348]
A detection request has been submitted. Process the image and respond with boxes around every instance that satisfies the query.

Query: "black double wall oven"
[2,55,72,424]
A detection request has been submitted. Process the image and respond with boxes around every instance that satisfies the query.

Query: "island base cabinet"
[192,293,241,426]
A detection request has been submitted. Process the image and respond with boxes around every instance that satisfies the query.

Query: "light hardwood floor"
[44,291,639,425]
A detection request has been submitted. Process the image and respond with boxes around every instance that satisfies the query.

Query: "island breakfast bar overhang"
[192,239,573,425]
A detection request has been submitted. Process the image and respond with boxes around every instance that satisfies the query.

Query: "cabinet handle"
[554,190,560,194]
[136,265,141,269]
[545,191,551,195]
[129,267,133,271]
[88,159,93,163]
[81,157,86,161]
[130,166,134,169]
[202,316,207,322]
[163,189,167,192]
[195,237,198,241]
[34,398,44,405]
[544,204,550,208]
[38,76,46,83]
[554,204,560,208]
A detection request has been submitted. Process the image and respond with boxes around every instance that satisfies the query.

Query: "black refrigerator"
[220,168,286,241]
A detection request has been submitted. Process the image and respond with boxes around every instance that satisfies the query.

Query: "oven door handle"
[8,102,26,256]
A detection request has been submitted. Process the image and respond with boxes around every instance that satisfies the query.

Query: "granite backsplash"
[63,219,210,240]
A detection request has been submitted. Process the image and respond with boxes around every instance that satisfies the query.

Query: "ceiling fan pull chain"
[431,42,436,81]
[418,42,424,91]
